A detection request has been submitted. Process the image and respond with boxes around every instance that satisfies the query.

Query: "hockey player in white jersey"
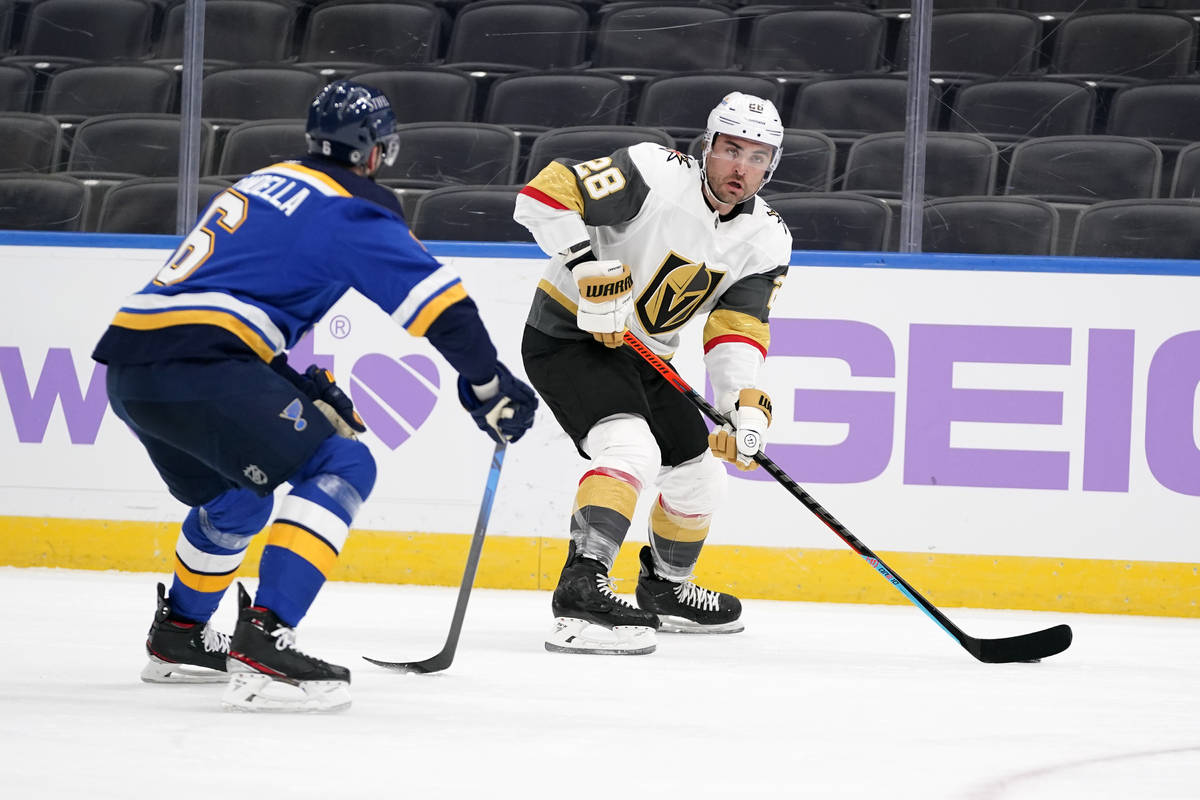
[515,92,792,655]
[93,80,537,710]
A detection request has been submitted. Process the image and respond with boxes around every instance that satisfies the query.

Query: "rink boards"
[1,233,1197,617]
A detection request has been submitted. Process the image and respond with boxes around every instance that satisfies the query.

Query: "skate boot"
[545,543,659,656]
[141,582,230,684]
[635,546,744,634]
[221,583,351,712]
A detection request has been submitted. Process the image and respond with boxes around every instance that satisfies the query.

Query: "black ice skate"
[546,544,659,656]
[222,583,351,712]
[635,546,745,634]
[141,582,230,684]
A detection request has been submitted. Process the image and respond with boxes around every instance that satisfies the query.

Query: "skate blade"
[220,671,351,713]
[658,615,745,635]
[141,657,228,684]
[544,617,656,655]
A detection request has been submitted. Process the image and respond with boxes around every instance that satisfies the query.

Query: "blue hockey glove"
[457,361,538,443]
[302,365,367,437]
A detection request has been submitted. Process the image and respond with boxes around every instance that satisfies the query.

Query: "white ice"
[2,566,1198,799]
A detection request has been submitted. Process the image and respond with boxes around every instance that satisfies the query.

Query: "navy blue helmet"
[305,80,400,167]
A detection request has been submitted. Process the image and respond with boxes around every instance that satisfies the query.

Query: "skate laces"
[202,625,230,655]
[269,625,298,652]
[674,580,721,612]
[595,575,638,609]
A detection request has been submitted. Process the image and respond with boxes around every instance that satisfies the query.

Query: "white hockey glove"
[708,388,772,471]
[574,259,633,348]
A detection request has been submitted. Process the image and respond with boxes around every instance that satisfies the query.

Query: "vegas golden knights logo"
[635,252,725,335]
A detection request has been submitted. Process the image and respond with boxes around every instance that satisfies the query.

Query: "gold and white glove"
[574,259,633,348]
[709,388,772,471]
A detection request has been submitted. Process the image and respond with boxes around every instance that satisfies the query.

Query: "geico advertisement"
[1,244,1198,563]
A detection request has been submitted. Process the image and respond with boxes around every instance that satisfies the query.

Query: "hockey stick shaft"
[365,439,506,672]
[622,331,1071,663]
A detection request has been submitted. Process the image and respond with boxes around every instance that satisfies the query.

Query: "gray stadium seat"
[0,173,88,231]
[298,0,443,72]
[201,67,326,123]
[18,0,154,60]
[1004,135,1162,203]
[1071,198,1200,258]
[41,65,176,123]
[410,185,531,242]
[1049,10,1197,81]
[524,125,675,181]
[592,5,737,74]
[377,122,519,187]
[843,132,998,198]
[444,0,589,72]
[350,67,476,123]
[742,8,887,75]
[96,177,232,234]
[923,196,1059,255]
[213,119,307,179]
[67,114,215,177]
[0,113,62,172]
[158,0,298,63]
[947,78,1097,144]
[634,72,780,148]
[0,62,34,112]
[483,71,630,131]
[769,192,893,252]
[894,10,1042,77]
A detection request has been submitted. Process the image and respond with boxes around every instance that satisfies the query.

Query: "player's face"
[705,134,773,205]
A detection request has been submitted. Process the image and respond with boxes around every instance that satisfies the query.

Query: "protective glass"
[707,140,775,171]
[380,133,400,167]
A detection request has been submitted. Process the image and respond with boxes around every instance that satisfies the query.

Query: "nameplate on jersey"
[635,252,725,335]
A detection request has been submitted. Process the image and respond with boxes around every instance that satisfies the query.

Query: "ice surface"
[2,567,1198,799]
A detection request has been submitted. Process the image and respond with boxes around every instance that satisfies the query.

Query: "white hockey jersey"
[513,141,792,410]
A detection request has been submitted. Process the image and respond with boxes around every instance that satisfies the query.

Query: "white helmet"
[702,92,785,190]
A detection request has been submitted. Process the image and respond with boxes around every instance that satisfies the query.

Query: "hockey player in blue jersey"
[92,80,537,712]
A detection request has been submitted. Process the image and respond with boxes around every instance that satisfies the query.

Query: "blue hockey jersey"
[93,156,497,383]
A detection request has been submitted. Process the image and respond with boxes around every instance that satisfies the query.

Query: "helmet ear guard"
[701,92,784,191]
[305,79,399,168]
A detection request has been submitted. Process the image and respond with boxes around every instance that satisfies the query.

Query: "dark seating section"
[410,185,531,242]
[351,67,476,123]
[893,10,1043,77]
[1071,198,1200,258]
[215,120,308,179]
[635,71,780,147]
[843,132,998,198]
[769,192,893,252]
[377,122,519,187]
[524,125,675,180]
[157,0,298,65]
[443,0,589,72]
[96,177,232,234]
[0,113,63,173]
[41,65,177,123]
[0,0,1198,253]
[201,67,326,124]
[0,173,89,231]
[923,195,1060,255]
[68,114,215,178]
[742,8,887,75]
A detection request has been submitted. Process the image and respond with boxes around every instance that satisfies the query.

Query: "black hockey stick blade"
[363,440,506,673]
[621,331,1075,664]
[965,623,1073,664]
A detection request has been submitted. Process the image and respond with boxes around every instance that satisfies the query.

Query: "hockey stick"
[622,330,1072,664]
[364,439,506,673]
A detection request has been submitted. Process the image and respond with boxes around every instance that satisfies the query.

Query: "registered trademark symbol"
[329,315,351,339]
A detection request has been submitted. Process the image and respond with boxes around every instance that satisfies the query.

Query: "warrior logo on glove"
[709,388,772,471]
